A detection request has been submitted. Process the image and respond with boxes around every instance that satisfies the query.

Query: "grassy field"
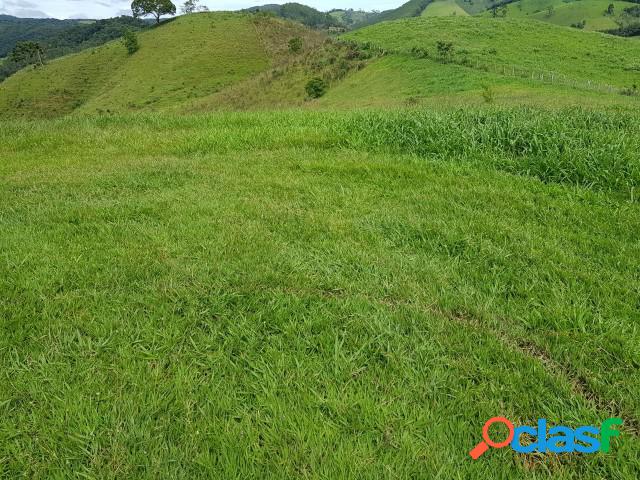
[1,109,639,478]
[318,54,640,108]
[344,17,640,87]
[502,0,638,31]
[422,0,470,17]
[0,13,321,118]
[1,8,640,478]
[2,14,640,116]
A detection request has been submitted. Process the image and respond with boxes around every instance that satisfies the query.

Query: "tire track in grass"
[437,305,640,437]
[258,285,640,434]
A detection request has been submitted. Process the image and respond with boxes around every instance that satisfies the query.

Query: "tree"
[181,0,198,14]
[131,0,176,24]
[606,3,615,15]
[546,5,554,17]
[10,41,44,66]
[122,29,139,54]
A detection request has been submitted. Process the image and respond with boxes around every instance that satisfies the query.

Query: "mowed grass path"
[1,111,639,478]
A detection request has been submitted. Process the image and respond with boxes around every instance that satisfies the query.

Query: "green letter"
[600,418,622,453]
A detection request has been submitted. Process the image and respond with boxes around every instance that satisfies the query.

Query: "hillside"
[494,0,639,31]
[328,8,381,26]
[359,0,640,32]
[422,0,470,16]
[0,13,326,118]
[324,16,640,108]
[358,0,433,26]
[0,16,148,83]
[2,13,640,116]
[0,15,81,57]
[343,16,640,87]
[243,3,340,28]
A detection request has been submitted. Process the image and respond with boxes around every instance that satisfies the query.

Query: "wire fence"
[390,45,626,95]
[470,60,620,95]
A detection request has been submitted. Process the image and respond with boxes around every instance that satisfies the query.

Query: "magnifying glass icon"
[469,417,514,460]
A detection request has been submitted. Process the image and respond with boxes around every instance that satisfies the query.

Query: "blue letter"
[574,426,600,453]
[547,426,575,453]
[511,426,539,453]
[536,418,548,452]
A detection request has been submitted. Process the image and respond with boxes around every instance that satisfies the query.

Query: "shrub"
[410,46,429,59]
[436,41,454,63]
[123,30,139,55]
[288,37,303,54]
[305,77,328,98]
[481,85,495,104]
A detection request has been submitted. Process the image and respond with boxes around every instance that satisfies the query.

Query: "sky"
[0,0,402,19]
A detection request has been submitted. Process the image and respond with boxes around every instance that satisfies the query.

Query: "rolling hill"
[0,15,148,83]
[493,0,639,31]
[357,0,434,26]
[0,15,81,57]
[356,0,640,32]
[0,13,328,118]
[1,13,639,117]
[243,3,340,28]
[326,16,640,108]
[422,0,470,17]
[343,16,640,87]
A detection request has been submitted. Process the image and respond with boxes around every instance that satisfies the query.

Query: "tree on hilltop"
[131,0,177,24]
[180,0,209,14]
[181,0,198,14]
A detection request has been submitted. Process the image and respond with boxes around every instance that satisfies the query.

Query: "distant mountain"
[0,15,147,59]
[362,0,433,25]
[243,3,341,29]
[327,9,382,26]
[0,15,81,57]
[0,15,147,82]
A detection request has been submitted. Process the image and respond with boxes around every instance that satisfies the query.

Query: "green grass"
[422,0,470,16]
[1,108,639,478]
[501,0,638,31]
[0,13,316,118]
[344,16,640,88]
[318,54,640,108]
[2,13,640,116]
[358,0,433,25]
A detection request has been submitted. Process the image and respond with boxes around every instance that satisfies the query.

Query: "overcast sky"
[0,0,402,19]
